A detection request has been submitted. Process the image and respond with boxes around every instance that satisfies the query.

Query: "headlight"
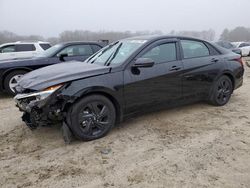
[14,84,63,101]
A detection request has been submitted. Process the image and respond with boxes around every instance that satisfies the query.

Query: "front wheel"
[4,70,27,95]
[209,76,233,106]
[67,95,116,141]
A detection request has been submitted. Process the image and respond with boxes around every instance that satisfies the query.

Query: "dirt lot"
[0,59,250,188]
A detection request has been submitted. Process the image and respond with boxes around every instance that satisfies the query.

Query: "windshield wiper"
[88,41,120,64]
[104,43,123,66]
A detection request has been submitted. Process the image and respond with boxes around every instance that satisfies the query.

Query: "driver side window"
[57,45,93,57]
[141,43,177,64]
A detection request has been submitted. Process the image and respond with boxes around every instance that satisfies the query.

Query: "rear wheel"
[4,70,27,95]
[209,76,233,106]
[67,95,116,141]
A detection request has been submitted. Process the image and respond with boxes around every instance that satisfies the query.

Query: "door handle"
[211,58,219,62]
[169,66,181,71]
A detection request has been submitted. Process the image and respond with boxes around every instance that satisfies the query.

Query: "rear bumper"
[0,76,4,92]
[0,82,3,91]
[233,64,244,90]
[235,76,243,90]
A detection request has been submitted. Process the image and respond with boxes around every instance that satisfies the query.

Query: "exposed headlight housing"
[15,84,63,100]
[14,84,63,111]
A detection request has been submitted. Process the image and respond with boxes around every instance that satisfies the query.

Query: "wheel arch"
[221,71,235,90]
[62,88,123,123]
[209,71,235,99]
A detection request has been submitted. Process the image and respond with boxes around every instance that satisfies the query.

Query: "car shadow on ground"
[14,101,213,146]
[0,92,12,99]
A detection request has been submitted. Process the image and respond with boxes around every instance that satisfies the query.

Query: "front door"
[123,39,183,114]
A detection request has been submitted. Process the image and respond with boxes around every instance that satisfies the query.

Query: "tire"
[67,95,116,141]
[4,70,28,95]
[209,75,233,106]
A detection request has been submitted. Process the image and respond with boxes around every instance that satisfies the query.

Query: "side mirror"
[132,58,155,68]
[59,53,68,62]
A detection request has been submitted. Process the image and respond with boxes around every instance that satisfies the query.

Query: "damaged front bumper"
[15,90,55,112]
[14,86,64,129]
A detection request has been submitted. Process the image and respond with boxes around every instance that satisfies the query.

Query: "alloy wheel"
[78,102,112,136]
[9,74,23,93]
[216,79,232,104]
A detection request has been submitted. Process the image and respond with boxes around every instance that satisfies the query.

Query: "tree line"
[220,27,250,42]
[0,27,249,45]
[0,30,163,45]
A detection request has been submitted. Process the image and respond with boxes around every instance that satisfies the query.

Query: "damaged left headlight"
[14,84,63,112]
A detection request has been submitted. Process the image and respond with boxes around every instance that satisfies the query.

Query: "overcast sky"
[0,0,250,37]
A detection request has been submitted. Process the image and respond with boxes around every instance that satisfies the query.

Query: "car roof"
[14,41,50,44]
[232,41,250,44]
[0,41,50,46]
[216,40,232,43]
[59,41,105,46]
[124,35,209,43]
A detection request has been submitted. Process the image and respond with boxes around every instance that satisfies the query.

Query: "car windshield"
[36,44,63,57]
[86,39,147,66]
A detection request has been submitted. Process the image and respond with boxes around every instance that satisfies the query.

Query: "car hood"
[17,61,111,91]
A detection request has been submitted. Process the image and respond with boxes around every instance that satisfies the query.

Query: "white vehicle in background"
[232,42,250,56]
[0,41,51,61]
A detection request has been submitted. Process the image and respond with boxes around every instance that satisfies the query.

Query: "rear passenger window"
[141,43,177,64]
[181,40,210,59]
[16,44,36,52]
[39,43,51,50]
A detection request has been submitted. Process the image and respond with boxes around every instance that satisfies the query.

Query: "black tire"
[4,70,27,95]
[209,75,233,106]
[67,95,116,141]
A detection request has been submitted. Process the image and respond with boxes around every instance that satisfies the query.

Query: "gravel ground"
[0,59,250,188]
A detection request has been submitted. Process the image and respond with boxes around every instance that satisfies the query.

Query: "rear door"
[123,39,183,114]
[180,39,222,99]
[16,44,36,59]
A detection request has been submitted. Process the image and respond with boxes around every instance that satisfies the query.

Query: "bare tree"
[220,29,230,41]
[0,31,44,44]
[169,29,215,41]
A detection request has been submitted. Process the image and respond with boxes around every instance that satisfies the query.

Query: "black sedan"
[14,35,244,142]
[0,41,105,94]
